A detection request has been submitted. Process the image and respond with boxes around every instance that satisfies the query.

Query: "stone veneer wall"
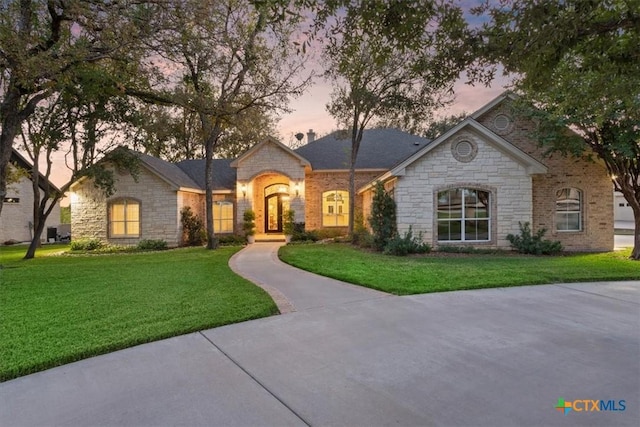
[304,171,383,230]
[71,166,198,247]
[234,141,306,230]
[477,103,613,251]
[392,129,533,249]
[1,170,61,243]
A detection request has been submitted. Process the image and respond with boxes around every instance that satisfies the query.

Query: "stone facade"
[390,128,534,249]
[476,103,613,251]
[233,140,307,231]
[1,167,61,243]
[71,166,202,247]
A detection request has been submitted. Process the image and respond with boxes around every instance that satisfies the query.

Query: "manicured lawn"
[0,245,277,382]
[279,243,640,295]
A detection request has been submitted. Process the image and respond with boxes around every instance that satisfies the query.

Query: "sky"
[276,76,509,145]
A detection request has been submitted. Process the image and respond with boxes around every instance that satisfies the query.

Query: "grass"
[0,244,278,382]
[279,243,640,295]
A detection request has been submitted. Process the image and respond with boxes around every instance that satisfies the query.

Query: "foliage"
[0,0,157,218]
[322,0,470,234]
[383,227,431,256]
[283,209,296,236]
[180,206,206,247]
[242,210,256,237]
[217,234,248,246]
[291,223,320,242]
[146,0,310,249]
[0,246,277,381]
[136,239,168,251]
[70,239,105,251]
[506,222,563,256]
[60,206,71,224]
[471,0,640,259]
[368,181,397,251]
[279,244,640,296]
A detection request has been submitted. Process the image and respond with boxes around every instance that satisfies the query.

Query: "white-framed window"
[437,188,491,242]
[213,196,234,233]
[556,188,582,231]
[322,190,349,227]
[109,198,140,237]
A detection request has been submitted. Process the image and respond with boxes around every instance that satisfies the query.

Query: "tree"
[0,0,155,217]
[18,64,140,259]
[149,0,309,249]
[323,0,471,235]
[472,0,640,259]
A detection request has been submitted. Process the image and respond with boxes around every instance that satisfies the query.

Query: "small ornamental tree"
[368,181,397,251]
[242,209,256,237]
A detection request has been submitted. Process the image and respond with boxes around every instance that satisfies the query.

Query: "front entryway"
[265,184,290,233]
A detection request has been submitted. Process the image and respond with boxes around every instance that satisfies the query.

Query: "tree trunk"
[0,90,23,218]
[633,215,640,261]
[24,218,47,260]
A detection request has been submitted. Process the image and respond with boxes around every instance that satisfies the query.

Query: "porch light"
[295,182,300,196]
[241,184,247,198]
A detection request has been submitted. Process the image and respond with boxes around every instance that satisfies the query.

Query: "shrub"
[181,206,206,246]
[506,222,563,255]
[217,234,247,246]
[368,181,397,251]
[242,210,256,237]
[383,226,431,256]
[283,209,295,236]
[70,239,104,251]
[136,239,168,251]
[292,225,320,242]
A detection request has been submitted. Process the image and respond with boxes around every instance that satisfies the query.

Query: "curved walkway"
[229,242,389,313]
[1,244,639,426]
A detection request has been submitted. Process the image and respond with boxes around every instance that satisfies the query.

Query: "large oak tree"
[472,0,640,259]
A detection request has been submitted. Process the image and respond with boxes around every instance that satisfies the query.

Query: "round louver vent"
[451,137,477,163]
[493,114,512,132]
[455,140,473,157]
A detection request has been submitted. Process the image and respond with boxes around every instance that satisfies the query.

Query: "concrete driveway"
[1,243,639,426]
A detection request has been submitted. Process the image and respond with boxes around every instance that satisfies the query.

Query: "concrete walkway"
[229,242,389,313]
[1,244,639,426]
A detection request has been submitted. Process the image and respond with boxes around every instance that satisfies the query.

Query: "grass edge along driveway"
[279,243,640,295]
[0,245,278,382]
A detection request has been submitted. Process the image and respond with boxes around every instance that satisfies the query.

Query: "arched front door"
[265,184,290,233]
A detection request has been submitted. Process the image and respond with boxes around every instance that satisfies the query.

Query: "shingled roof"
[176,158,236,191]
[134,151,202,191]
[127,129,429,192]
[294,128,430,170]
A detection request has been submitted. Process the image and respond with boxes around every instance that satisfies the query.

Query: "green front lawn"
[279,244,640,295]
[0,245,277,382]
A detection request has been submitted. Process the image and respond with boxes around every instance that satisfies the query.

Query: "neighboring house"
[71,92,614,251]
[1,149,62,244]
[614,192,634,223]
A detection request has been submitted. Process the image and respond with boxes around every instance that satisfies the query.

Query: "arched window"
[322,190,349,227]
[556,188,582,231]
[109,198,140,237]
[437,188,490,242]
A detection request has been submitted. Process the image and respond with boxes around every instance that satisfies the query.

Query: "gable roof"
[470,91,519,119]
[10,149,61,193]
[230,137,310,169]
[295,128,429,170]
[359,118,548,193]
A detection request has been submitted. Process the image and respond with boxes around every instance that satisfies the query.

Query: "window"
[437,188,490,242]
[109,199,140,237]
[322,190,349,227]
[556,188,582,231]
[3,197,19,203]
[213,197,234,233]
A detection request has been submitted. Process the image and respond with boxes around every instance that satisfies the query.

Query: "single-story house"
[70,92,613,251]
[1,149,62,244]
